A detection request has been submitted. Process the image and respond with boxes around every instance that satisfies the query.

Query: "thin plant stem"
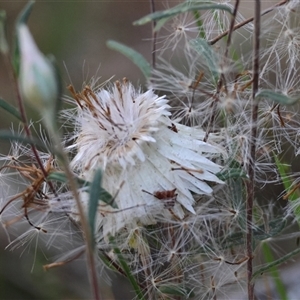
[150,0,156,68]
[246,1,261,299]
[224,0,240,59]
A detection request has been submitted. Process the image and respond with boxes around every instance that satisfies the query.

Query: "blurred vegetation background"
[0,1,282,299]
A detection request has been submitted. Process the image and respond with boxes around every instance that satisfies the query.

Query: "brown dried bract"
[142,188,177,209]
[0,156,55,232]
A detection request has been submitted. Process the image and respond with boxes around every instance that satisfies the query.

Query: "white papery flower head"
[68,78,224,236]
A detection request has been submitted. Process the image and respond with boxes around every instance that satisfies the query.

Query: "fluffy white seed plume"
[68,78,224,237]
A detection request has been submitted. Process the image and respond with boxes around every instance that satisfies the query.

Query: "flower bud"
[18,24,59,117]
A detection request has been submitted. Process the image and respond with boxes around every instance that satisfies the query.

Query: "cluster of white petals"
[69,79,224,236]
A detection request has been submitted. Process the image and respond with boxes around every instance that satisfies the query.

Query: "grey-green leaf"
[253,218,286,241]
[159,285,195,298]
[0,98,21,120]
[217,217,286,250]
[275,155,300,224]
[107,40,151,79]
[47,172,68,184]
[256,90,299,105]
[134,3,232,26]
[190,38,220,81]
[216,168,248,181]
[110,237,146,300]
[252,246,300,281]
[0,130,47,151]
[153,16,172,32]
[88,169,103,248]
[47,172,88,187]
[48,171,115,208]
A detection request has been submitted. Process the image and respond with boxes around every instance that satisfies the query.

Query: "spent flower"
[3,1,300,299]
[67,78,224,236]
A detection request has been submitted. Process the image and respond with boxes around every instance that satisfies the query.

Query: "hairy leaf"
[256,90,299,105]
[107,40,151,79]
[0,98,21,120]
[134,3,232,26]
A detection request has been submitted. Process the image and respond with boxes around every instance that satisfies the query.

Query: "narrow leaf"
[98,251,122,273]
[275,156,298,201]
[190,38,219,81]
[275,158,290,192]
[0,130,47,151]
[159,285,195,298]
[252,246,300,281]
[256,90,299,105]
[134,3,232,26]
[0,98,21,120]
[110,237,146,300]
[253,218,286,241]
[107,40,151,79]
[261,242,288,300]
[153,17,172,32]
[216,168,247,181]
[229,176,246,231]
[48,171,116,208]
[47,172,87,187]
[88,169,102,248]
[147,2,187,31]
[217,218,286,250]
[192,9,206,39]
[275,155,300,224]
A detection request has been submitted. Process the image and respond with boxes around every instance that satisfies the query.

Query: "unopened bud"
[18,24,58,117]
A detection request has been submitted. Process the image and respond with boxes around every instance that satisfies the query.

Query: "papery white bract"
[67,79,224,236]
